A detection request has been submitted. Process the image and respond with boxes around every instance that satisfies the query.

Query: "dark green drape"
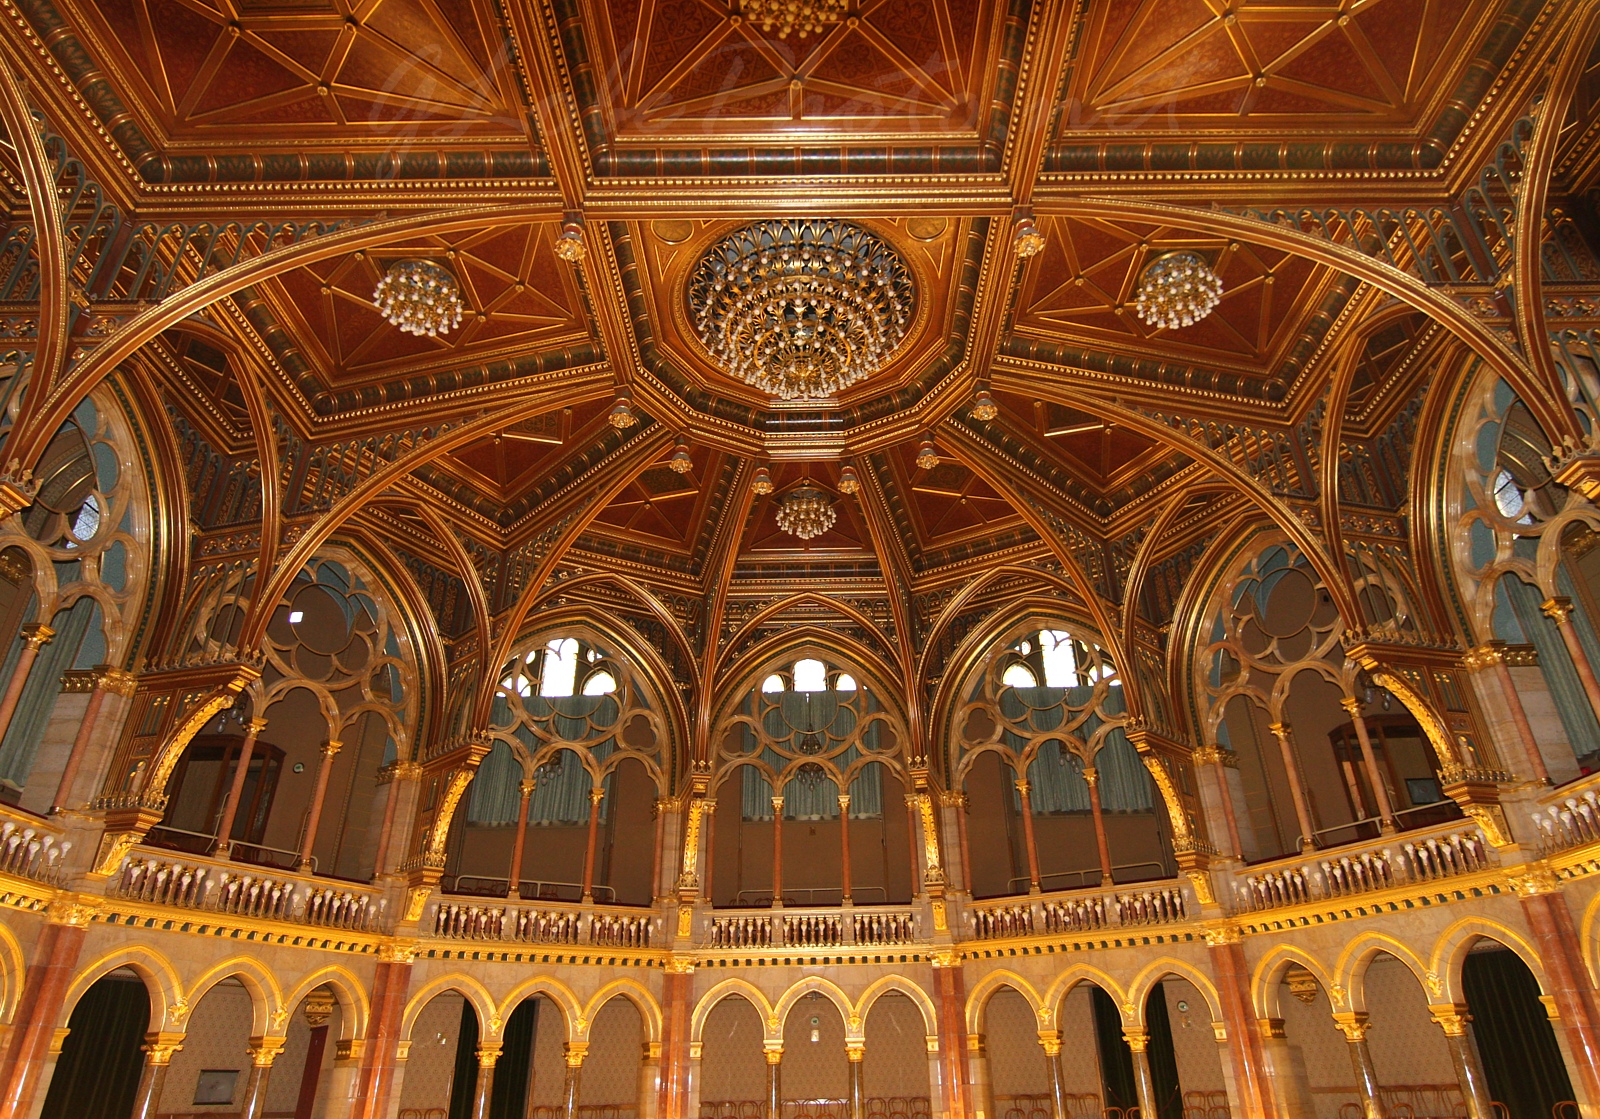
[39,973,148,1119]
[1462,948,1575,1119]
[490,998,539,1119]
[1145,983,1183,1119]
[449,996,481,1119]
[1091,985,1137,1112]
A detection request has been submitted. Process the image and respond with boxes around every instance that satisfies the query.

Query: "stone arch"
[0,919,23,1026]
[691,979,776,1044]
[1251,944,1338,1020]
[59,944,180,1032]
[965,971,1045,1034]
[772,975,854,1042]
[582,979,663,1044]
[282,965,370,1043]
[1126,959,1225,1028]
[497,975,584,1042]
[183,957,283,1037]
[1042,967,1129,1028]
[1337,932,1436,1014]
[402,974,498,1042]
[1430,916,1550,1005]
[857,975,938,1040]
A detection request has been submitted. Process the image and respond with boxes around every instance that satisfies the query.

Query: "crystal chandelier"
[775,486,836,540]
[1134,251,1223,330]
[372,259,465,337]
[740,0,846,38]
[688,219,915,401]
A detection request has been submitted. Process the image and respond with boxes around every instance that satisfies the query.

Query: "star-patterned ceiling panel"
[70,0,526,141]
[988,389,1167,493]
[589,0,1000,139]
[739,463,874,561]
[1011,214,1327,380]
[588,451,718,552]
[1061,0,1486,131]
[437,400,611,505]
[264,222,590,390]
[888,447,1022,551]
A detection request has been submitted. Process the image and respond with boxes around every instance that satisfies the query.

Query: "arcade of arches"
[11,2,1600,1119]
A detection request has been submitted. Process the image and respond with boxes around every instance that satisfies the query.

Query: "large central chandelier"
[1134,251,1223,330]
[775,487,836,540]
[373,259,465,337]
[739,0,846,38]
[688,219,915,401]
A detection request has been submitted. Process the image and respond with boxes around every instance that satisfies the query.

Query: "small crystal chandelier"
[971,388,997,421]
[751,465,775,494]
[689,219,915,401]
[1013,214,1045,258]
[555,220,586,263]
[915,439,940,471]
[609,393,637,429]
[668,439,693,473]
[373,259,465,337]
[1134,251,1223,330]
[837,464,860,494]
[775,486,836,540]
[740,0,846,38]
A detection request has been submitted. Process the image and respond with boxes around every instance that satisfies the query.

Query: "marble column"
[1340,699,1397,832]
[1084,767,1113,886]
[764,1044,783,1119]
[507,779,534,898]
[240,1036,288,1119]
[1519,886,1600,1106]
[1015,779,1042,893]
[371,762,420,878]
[771,796,785,906]
[1123,1028,1158,1119]
[700,802,717,903]
[212,717,268,856]
[1037,1031,1067,1119]
[932,959,970,1119]
[1206,934,1276,1119]
[0,919,87,1119]
[847,1042,865,1119]
[299,739,343,871]
[951,792,973,895]
[562,1043,587,1119]
[471,1042,502,1119]
[658,966,693,1119]
[1196,746,1244,858]
[1430,1006,1495,1119]
[1331,1013,1382,1119]
[582,787,604,901]
[50,665,135,814]
[128,1032,185,1119]
[348,957,413,1119]
[839,794,854,903]
[1268,722,1318,852]
[0,624,52,748]
[638,1041,662,1119]
[293,989,335,1119]
[1543,596,1600,721]
[966,1034,994,1119]
[1465,642,1548,784]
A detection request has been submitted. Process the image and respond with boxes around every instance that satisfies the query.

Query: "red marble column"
[771,796,784,906]
[0,919,86,1119]
[953,793,973,894]
[1340,700,1397,831]
[1014,780,1041,893]
[931,962,970,1119]
[0,624,52,750]
[658,967,693,1119]
[212,717,267,856]
[839,794,853,903]
[1084,767,1113,887]
[1520,888,1600,1105]
[1543,597,1600,722]
[293,990,335,1119]
[299,739,343,871]
[50,666,134,814]
[239,1036,286,1119]
[507,779,534,899]
[128,1034,184,1119]
[348,958,413,1119]
[1207,936,1276,1119]
[1268,722,1317,852]
[582,787,604,901]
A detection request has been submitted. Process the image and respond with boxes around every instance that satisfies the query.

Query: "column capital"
[96,666,139,696]
[476,1042,504,1069]
[770,795,784,813]
[1267,721,1291,740]
[589,787,605,806]
[141,1031,186,1065]
[245,716,269,735]
[19,623,53,650]
[247,1036,288,1067]
[518,779,536,798]
[1121,1028,1149,1054]
[1013,779,1030,796]
[763,1042,784,1064]
[845,1041,865,1062]
[1338,696,1364,716]
[1330,1011,1370,1042]
[1192,744,1238,768]
[1036,1030,1062,1057]
[1256,1017,1286,1040]
[1542,596,1575,623]
[1081,766,1099,787]
[1461,642,1507,672]
[837,793,851,811]
[1428,1005,1472,1037]
[563,1041,589,1068]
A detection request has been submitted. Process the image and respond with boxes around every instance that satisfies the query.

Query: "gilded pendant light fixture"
[372,259,465,337]
[739,0,846,39]
[1134,251,1224,330]
[775,486,836,540]
[688,219,915,401]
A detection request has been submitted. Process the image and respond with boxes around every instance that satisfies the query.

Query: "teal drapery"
[738,741,886,819]
[0,596,96,791]
[1502,574,1600,758]
[1004,685,1153,813]
[471,695,621,826]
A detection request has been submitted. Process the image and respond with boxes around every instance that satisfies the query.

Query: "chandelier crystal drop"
[775,486,836,540]
[372,259,465,337]
[1134,251,1224,330]
[739,0,846,39]
[688,218,915,401]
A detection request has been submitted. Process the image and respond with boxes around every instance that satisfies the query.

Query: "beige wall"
[862,993,931,1100]
[160,979,254,1114]
[400,992,466,1115]
[700,996,766,1103]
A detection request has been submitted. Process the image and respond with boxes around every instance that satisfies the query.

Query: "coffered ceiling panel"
[588,0,1000,140]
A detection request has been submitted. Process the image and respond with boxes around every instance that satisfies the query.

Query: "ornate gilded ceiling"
[3,0,1593,669]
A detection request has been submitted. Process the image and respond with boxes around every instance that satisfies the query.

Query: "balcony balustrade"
[113,849,385,931]
[1234,823,1491,912]
[427,899,655,948]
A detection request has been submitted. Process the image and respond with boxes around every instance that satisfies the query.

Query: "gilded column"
[299,739,343,871]
[1037,1031,1067,1119]
[1338,699,1397,832]
[348,949,414,1119]
[1516,876,1600,1106]
[1429,1006,1494,1119]
[966,1034,994,1119]
[1267,722,1318,852]
[240,1036,287,1119]
[471,1042,502,1119]
[50,665,136,814]
[562,1043,588,1119]
[1014,779,1042,893]
[846,1041,865,1119]
[1084,767,1114,886]
[1194,746,1244,858]
[1331,1013,1381,1119]
[129,1032,184,1119]
[507,779,535,898]
[764,1043,783,1119]
[700,801,717,903]
[931,954,970,1119]
[582,787,605,901]
[1123,1028,1158,1119]
[0,624,52,748]
[0,902,91,1119]
[1543,597,1600,721]
[1464,642,1547,784]
[212,717,268,856]
[839,794,854,903]
[771,796,785,906]
[1205,930,1276,1119]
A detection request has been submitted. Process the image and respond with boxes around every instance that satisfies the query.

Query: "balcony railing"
[1533,787,1600,854]
[112,850,385,931]
[427,899,655,948]
[704,905,918,950]
[0,816,71,886]
[1234,824,1491,912]
[967,882,1188,940]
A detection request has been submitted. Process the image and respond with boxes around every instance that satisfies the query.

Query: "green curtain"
[1503,575,1600,758]
[1009,688,1152,814]
[1091,985,1137,1112]
[0,595,96,790]
[1462,948,1574,1119]
[490,998,539,1119]
[39,972,148,1119]
[448,996,481,1119]
[1145,983,1184,1119]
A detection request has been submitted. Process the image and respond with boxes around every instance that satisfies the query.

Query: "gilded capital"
[1331,1012,1369,1043]
[20,623,53,650]
[1541,596,1574,624]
